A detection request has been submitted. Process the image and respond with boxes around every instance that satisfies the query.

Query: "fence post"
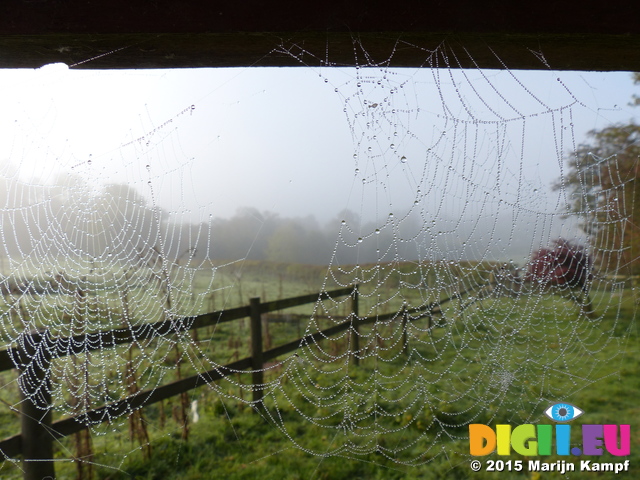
[351,286,360,366]
[18,330,55,480]
[249,297,264,410]
[401,306,408,356]
[513,268,522,296]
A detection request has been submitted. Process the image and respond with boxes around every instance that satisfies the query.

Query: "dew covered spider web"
[0,39,636,474]
[262,42,637,466]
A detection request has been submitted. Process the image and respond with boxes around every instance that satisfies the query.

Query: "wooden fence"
[0,282,493,479]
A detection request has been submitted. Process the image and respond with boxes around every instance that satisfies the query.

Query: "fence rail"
[0,287,357,373]
[0,282,491,479]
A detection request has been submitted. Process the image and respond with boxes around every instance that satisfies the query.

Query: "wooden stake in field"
[250,297,264,412]
[18,330,55,480]
[351,286,360,366]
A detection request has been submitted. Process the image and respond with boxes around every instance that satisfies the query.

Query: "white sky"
[0,63,637,262]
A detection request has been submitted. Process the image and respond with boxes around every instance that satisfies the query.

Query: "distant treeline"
[190,207,425,265]
[0,179,424,266]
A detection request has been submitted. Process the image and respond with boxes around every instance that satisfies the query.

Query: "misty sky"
[0,62,637,263]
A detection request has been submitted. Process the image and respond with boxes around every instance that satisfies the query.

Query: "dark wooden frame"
[0,1,639,71]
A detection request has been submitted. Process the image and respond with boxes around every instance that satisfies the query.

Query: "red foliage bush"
[527,239,592,291]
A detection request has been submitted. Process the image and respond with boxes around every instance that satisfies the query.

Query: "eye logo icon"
[544,403,583,422]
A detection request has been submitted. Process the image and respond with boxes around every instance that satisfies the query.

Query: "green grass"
[0,261,637,479]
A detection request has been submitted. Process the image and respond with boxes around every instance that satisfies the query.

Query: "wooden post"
[513,268,522,296]
[18,330,55,480]
[402,306,408,355]
[504,269,512,296]
[249,297,264,410]
[351,286,360,366]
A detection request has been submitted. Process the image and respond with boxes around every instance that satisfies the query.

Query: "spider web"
[0,39,636,476]
[260,41,635,465]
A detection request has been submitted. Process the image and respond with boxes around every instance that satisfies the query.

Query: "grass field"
[0,261,637,479]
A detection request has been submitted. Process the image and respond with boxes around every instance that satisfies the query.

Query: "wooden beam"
[0,2,639,71]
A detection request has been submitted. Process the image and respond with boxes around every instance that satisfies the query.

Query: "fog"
[0,64,637,266]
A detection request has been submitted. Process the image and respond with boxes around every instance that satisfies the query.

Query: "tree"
[557,73,640,274]
[527,239,592,291]
[209,208,278,260]
[526,238,595,317]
